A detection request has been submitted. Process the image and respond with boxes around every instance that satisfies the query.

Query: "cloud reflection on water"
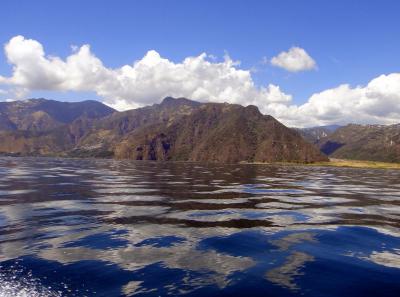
[0,158,400,296]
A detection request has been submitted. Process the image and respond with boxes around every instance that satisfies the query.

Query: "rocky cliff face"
[0,97,328,163]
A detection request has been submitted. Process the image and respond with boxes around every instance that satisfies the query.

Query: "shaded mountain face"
[0,97,327,163]
[317,124,400,162]
[113,102,328,163]
[297,125,341,144]
[0,98,115,132]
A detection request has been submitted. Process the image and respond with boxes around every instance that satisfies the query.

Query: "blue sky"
[1,0,400,126]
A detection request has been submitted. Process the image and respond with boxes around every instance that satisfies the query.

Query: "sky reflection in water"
[0,157,399,296]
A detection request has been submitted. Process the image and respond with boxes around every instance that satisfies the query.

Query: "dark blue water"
[0,157,399,296]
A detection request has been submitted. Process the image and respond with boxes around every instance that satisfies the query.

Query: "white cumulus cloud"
[271,73,400,127]
[1,36,400,128]
[271,47,317,72]
[0,35,291,112]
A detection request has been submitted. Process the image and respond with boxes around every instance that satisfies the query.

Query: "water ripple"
[0,157,399,296]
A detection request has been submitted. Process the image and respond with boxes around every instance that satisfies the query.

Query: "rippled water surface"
[0,157,400,297]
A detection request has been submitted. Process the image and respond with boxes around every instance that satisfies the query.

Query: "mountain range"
[0,97,327,163]
[0,99,115,132]
[316,124,400,162]
[3,98,399,163]
[298,123,400,163]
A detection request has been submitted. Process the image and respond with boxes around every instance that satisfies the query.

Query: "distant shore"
[298,158,400,170]
[246,158,400,170]
[311,158,400,169]
[1,154,400,169]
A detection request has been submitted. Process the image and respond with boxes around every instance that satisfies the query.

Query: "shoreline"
[1,154,400,170]
[310,158,400,170]
[250,158,400,170]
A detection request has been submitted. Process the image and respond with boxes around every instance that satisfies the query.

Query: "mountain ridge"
[316,123,400,162]
[0,98,116,132]
[0,97,327,163]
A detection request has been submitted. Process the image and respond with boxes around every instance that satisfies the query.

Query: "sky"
[1,0,400,127]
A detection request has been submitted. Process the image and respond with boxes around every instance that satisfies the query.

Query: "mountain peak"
[245,104,262,116]
[160,97,202,108]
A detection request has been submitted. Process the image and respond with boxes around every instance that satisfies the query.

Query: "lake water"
[0,157,399,297]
